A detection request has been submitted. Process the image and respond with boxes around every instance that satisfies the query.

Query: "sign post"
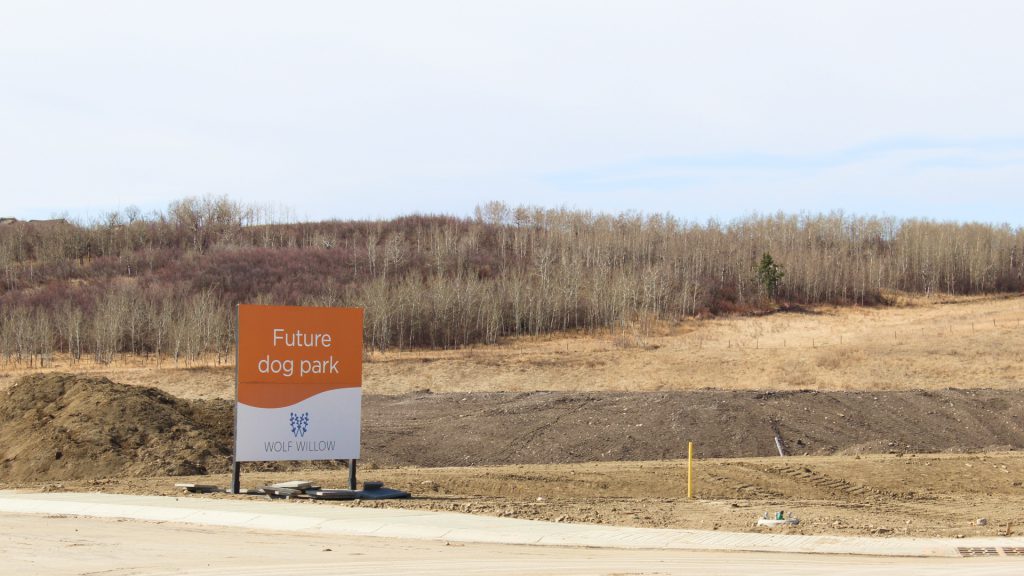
[232,304,363,492]
[687,441,694,499]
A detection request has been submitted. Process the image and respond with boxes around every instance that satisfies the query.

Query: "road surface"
[4,512,1019,576]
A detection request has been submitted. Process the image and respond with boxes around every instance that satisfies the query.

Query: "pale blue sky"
[2,1,1023,224]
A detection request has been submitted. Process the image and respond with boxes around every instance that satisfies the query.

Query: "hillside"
[3,294,1021,395]
[5,373,1024,482]
[2,295,1023,538]
[1,198,1023,367]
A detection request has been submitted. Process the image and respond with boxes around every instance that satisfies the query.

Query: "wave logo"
[289,412,310,438]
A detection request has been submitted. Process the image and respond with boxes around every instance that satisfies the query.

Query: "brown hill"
[5,371,1024,484]
[3,199,1022,363]
[362,388,1024,467]
[0,373,232,482]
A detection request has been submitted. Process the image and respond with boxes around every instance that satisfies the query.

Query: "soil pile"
[4,373,1024,482]
[0,373,232,482]
[363,389,1024,467]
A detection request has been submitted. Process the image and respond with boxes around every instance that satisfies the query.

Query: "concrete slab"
[270,481,315,490]
[1,490,1021,558]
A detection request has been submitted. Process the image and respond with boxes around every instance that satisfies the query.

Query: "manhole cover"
[957,547,999,557]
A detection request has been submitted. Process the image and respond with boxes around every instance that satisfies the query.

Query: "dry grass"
[363,293,1024,394]
[2,294,1022,397]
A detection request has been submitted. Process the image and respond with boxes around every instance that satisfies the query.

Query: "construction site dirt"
[2,295,1024,539]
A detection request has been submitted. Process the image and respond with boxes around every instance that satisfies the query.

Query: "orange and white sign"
[235,305,363,462]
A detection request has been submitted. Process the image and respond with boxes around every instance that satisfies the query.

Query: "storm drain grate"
[1001,547,1024,556]
[957,547,1000,557]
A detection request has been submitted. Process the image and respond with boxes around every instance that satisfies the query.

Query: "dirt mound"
[362,389,1024,467]
[5,373,1024,483]
[0,373,233,482]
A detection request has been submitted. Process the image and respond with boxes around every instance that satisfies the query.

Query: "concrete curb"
[1,491,1019,558]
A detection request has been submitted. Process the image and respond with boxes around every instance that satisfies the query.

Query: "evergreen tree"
[757,252,785,300]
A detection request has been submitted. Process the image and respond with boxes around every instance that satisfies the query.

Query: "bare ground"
[15,452,1024,539]
[5,375,1023,482]
[2,294,1024,538]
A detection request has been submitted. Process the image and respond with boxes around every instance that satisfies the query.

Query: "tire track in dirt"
[364,388,1024,468]
[487,395,597,463]
[8,373,1024,481]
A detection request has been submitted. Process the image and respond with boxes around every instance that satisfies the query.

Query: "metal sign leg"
[231,461,241,494]
[348,459,357,490]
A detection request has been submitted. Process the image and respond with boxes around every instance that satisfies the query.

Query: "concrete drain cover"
[957,547,1000,557]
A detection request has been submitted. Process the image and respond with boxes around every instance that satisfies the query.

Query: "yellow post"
[687,441,694,499]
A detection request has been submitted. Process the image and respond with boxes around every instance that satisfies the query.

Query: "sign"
[235,304,363,462]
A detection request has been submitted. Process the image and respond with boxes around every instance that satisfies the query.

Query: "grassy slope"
[3,294,1022,396]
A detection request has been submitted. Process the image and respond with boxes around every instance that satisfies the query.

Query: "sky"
[2,1,1023,225]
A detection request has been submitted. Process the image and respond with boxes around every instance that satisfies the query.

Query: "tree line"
[1,197,1022,365]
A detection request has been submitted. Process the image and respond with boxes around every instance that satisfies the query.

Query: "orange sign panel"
[237,305,362,409]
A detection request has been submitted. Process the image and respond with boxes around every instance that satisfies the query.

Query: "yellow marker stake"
[687,441,694,499]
